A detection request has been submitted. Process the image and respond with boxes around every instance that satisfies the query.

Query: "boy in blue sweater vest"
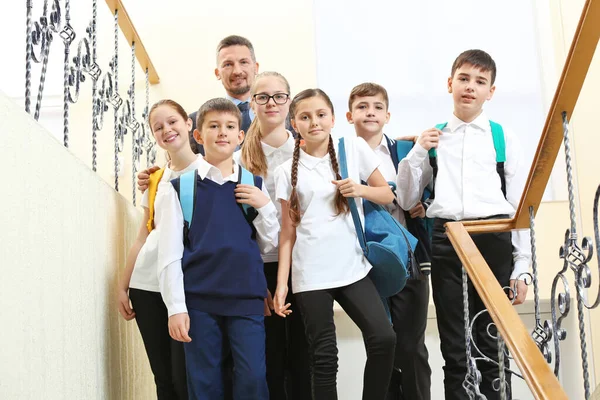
[156,98,280,400]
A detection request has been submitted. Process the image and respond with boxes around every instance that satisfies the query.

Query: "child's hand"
[117,289,136,321]
[264,289,274,317]
[418,128,442,151]
[274,286,292,318]
[508,279,528,305]
[168,313,192,342]
[235,184,269,209]
[331,178,364,198]
[409,202,426,219]
[137,165,160,193]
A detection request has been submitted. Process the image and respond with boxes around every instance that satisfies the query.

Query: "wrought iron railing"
[446,0,600,398]
[24,0,158,205]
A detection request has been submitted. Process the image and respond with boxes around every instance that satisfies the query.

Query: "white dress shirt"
[397,112,531,280]
[156,157,280,316]
[234,131,295,263]
[275,136,379,293]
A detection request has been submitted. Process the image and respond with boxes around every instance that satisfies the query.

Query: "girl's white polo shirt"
[129,155,203,292]
[275,136,380,294]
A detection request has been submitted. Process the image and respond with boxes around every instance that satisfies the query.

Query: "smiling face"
[291,96,335,148]
[346,94,390,138]
[194,111,244,161]
[215,45,259,100]
[149,104,192,152]
[448,62,496,122]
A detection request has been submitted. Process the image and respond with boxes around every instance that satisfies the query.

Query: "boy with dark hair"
[156,98,279,400]
[347,82,432,400]
[397,49,531,400]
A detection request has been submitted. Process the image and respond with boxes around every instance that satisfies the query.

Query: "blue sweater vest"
[172,176,266,316]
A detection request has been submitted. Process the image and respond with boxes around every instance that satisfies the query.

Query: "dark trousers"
[295,276,396,400]
[185,309,268,400]
[264,262,312,400]
[387,278,432,400]
[431,219,512,400]
[129,288,187,400]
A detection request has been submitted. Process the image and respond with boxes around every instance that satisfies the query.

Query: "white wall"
[0,91,155,399]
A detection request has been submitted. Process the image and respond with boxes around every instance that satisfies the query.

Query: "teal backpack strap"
[179,169,197,228]
[489,120,506,162]
[428,122,447,200]
[239,165,255,215]
[430,123,447,158]
[489,120,507,197]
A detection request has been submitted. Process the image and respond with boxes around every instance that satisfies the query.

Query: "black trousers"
[431,219,512,400]
[295,276,396,400]
[264,262,312,400]
[387,278,432,400]
[129,288,188,400]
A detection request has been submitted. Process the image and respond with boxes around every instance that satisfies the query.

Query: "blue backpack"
[386,135,433,278]
[177,165,262,241]
[338,137,418,298]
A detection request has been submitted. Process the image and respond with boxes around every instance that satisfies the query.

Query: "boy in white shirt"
[397,49,531,400]
[346,82,432,400]
[155,98,280,400]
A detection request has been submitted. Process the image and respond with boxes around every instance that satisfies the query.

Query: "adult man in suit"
[189,35,259,154]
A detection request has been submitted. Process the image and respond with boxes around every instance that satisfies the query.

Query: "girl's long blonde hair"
[241,71,291,177]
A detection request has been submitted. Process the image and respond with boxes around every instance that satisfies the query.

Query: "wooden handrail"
[104,0,160,84]
[445,222,568,400]
[517,0,598,228]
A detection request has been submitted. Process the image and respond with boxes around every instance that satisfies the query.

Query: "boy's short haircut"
[451,49,497,85]
[216,35,256,62]
[196,98,242,130]
[348,82,389,111]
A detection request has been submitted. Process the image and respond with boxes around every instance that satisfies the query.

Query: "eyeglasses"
[253,93,290,105]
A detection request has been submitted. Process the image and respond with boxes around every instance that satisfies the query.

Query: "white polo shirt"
[234,131,295,263]
[275,136,380,293]
[129,155,204,292]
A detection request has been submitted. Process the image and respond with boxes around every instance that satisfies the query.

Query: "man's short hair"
[451,49,497,85]
[348,82,389,111]
[216,35,256,63]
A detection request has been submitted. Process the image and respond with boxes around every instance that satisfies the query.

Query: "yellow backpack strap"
[147,168,166,232]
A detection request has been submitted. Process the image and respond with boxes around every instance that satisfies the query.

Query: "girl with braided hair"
[273,88,397,399]
[236,71,311,400]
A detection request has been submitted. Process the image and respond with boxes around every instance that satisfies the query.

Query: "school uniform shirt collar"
[196,156,240,183]
[447,111,489,132]
[377,134,392,155]
[299,148,330,170]
[261,130,295,157]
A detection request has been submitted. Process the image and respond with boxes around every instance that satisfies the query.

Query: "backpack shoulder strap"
[146,168,166,232]
[385,135,399,173]
[238,165,256,216]
[489,120,506,163]
[489,120,507,197]
[430,123,447,158]
[179,169,197,227]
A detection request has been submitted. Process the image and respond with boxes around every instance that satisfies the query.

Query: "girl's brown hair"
[241,72,291,177]
[288,89,348,225]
